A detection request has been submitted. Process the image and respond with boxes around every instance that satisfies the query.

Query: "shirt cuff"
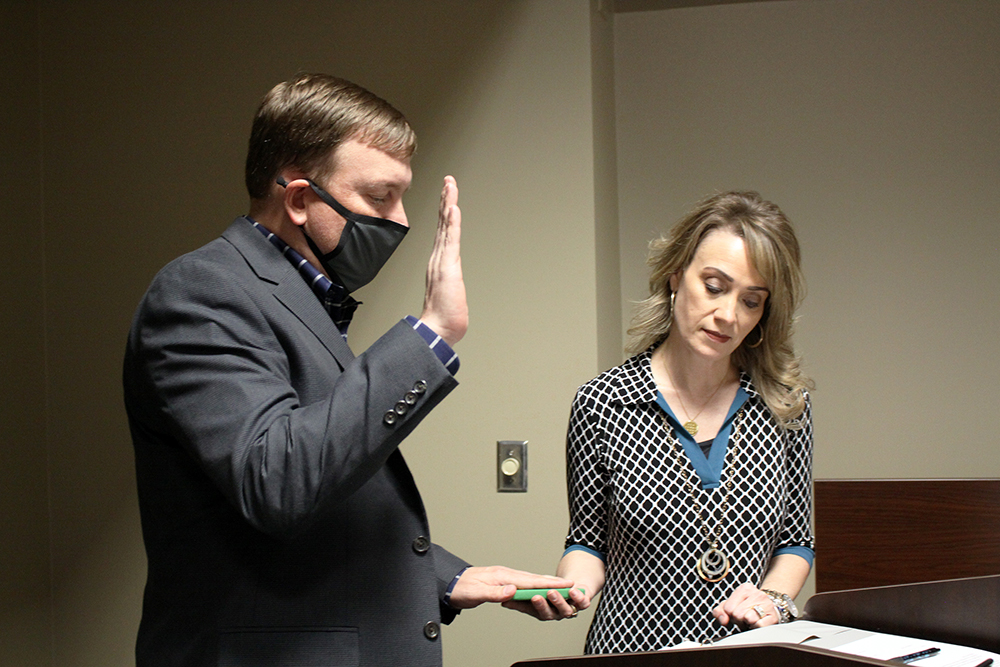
[405,316,459,375]
[444,565,471,609]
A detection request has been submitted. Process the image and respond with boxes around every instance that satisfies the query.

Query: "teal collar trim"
[655,387,748,489]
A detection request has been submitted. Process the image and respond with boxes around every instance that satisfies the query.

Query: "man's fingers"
[438,176,458,226]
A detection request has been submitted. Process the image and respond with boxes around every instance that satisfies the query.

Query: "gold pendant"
[696,548,730,583]
[683,420,699,436]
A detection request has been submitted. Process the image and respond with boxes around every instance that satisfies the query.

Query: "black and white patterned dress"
[564,349,813,654]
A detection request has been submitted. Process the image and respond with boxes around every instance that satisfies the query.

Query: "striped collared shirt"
[249,217,358,338]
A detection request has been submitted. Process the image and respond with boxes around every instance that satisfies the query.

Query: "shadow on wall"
[29,1,530,664]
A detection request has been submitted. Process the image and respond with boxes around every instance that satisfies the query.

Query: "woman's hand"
[716,554,810,629]
[712,582,780,629]
[504,549,605,620]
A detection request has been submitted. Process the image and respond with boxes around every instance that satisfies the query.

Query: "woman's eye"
[705,282,723,295]
[744,298,761,309]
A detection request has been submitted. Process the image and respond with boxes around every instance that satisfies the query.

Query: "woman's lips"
[704,329,731,344]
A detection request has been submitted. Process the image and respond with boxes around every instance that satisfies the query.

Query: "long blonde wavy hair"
[626,191,813,428]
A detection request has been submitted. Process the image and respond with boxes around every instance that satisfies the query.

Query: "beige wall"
[6,1,999,666]
[615,0,1000,476]
[361,2,607,663]
[7,0,602,665]
[615,0,1000,600]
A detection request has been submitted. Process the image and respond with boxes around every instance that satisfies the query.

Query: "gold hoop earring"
[748,326,765,349]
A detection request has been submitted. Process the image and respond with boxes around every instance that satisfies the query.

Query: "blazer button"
[424,621,440,640]
[404,391,418,405]
[394,401,408,415]
[412,536,430,553]
[383,410,398,425]
[413,380,428,395]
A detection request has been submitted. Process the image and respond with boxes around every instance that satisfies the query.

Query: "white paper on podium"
[830,631,997,667]
[663,621,998,667]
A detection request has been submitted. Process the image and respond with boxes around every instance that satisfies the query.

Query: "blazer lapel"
[273,278,357,368]
[222,217,357,369]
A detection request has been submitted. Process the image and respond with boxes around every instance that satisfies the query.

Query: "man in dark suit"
[123,73,571,667]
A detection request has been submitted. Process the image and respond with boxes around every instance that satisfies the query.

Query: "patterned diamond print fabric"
[564,350,813,654]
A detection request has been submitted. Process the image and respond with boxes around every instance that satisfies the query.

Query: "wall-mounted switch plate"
[497,441,527,492]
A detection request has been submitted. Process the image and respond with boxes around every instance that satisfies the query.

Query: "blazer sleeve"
[432,543,470,625]
[124,252,458,539]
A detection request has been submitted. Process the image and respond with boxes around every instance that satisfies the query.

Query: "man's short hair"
[245,73,416,200]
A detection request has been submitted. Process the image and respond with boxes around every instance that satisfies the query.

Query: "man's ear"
[280,176,313,227]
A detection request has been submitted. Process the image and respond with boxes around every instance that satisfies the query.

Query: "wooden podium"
[510,575,1000,666]
[514,479,1000,666]
[511,643,893,667]
[802,574,1000,654]
[813,479,1000,592]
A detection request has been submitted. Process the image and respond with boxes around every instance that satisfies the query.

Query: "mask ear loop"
[275,176,354,259]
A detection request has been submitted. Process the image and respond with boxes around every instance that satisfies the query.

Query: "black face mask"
[277,176,408,293]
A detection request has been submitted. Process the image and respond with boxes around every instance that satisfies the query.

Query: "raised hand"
[419,176,467,346]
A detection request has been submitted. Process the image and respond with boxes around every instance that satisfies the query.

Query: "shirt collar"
[246,217,359,337]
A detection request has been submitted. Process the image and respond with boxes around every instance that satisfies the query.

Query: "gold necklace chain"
[660,360,730,437]
[662,409,744,582]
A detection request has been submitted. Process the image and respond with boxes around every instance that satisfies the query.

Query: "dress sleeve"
[564,385,610,556]
[776,392,815,553]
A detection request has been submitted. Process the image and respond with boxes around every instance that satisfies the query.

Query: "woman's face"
[669,229,769,362]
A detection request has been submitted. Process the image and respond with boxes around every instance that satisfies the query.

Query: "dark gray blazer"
[124,218,469,667]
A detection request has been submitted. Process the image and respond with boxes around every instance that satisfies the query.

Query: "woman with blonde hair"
[516,191,814,653]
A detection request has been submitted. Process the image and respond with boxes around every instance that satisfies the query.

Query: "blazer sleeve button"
[394,401,408,415]
[383,410,398,425]
[423,621,440,640]
[404,391,418,405]
[413,380,428,395]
